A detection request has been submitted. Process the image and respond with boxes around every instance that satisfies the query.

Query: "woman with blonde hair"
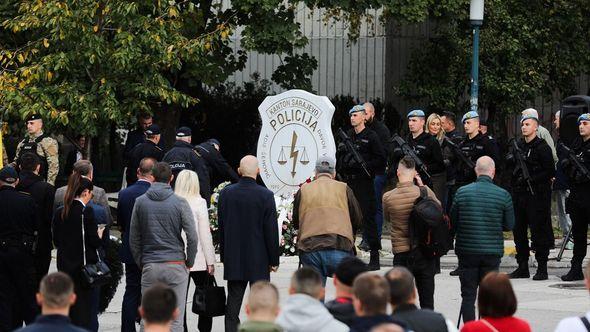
[175,170,216,332]
[425,113,448,203]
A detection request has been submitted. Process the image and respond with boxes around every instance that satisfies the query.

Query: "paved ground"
[46,239,589,332]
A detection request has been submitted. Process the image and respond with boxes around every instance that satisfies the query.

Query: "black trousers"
[34,249,52,289]
[568,191,590,264]
[225,280,254,332]
[348,177,381,250]
[184,271,213,332]
[69,278,95,330]
[392,249,435,310]
[122,263,141,332]
[458,254,500,322]
[0,247,38,332]
[513,190,554,263]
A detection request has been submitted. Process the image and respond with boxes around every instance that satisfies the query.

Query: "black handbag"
[192,275,226,317]
[80,211,111,288]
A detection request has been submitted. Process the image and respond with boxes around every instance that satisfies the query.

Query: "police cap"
[176,127,192,137]
[407,109,425,118]
[208,138,221,147]
[520,113,539,124]
[461,111,479,124]
[0,166,18,184]
[145,124,161,136]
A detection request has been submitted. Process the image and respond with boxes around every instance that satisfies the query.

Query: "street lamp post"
[470,0,484,113]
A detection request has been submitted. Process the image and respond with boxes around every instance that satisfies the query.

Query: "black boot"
[533,260,548,280]
[509,261,530,279]
[368,250,380,271]
[561,262,584,281]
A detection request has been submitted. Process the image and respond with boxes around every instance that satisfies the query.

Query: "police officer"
[12,114,59,185]
[195,138,239,188]
[507,113,555,281]
[0,166,39,330]
[16,153,56,288]
[337,105,386,270]
[391,110,445,189]
[125,124,164,185]
[454,111,500,187]
[560,113,590,281]
[364,102,391,246]
[162,127,211,203]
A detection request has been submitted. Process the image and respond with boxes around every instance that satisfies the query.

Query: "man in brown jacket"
[293,156,363,286]
[383,156,440,309]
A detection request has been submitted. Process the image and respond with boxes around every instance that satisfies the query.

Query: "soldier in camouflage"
[11,114,59,185]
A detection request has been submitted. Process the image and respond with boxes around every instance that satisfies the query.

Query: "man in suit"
[118,158,155,332]
[16,153,56,288]
[218,155,280,332]
[54,160,112,226]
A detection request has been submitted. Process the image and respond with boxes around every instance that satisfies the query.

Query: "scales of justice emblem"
[257,90,336,196]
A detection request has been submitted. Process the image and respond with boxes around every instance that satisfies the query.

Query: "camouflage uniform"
[12,132,59,185]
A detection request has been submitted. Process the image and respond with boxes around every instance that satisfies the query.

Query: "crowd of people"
[1,103,590,332]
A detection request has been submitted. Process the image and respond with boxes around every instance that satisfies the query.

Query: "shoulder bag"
[80,210,111,287]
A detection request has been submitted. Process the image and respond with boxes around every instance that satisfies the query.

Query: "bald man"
[218,155,280,332]
[450,156,515,322]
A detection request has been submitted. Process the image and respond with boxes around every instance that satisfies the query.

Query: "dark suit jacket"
[219,177,279,281]
[53,200,102,282]
[117,180,151,264]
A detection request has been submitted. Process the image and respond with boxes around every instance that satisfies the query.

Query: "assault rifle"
[391,134,431,180]
[337,128,371,177]
[559,142,590,181]
[511,139,535,195]
[443,137,475,170]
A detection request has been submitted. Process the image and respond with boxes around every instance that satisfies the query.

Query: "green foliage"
[397,0,590,118]
[0,0,315,135]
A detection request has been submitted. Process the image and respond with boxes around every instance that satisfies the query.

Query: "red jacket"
[461,316,531,332]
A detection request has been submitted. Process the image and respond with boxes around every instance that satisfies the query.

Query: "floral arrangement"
[209,181,299,256]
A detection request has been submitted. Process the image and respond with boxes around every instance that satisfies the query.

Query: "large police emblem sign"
[257,90,336,196]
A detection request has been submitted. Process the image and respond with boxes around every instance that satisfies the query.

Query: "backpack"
[409,187,450,258]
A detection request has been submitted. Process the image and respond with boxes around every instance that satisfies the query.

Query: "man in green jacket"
[451,156,515,323]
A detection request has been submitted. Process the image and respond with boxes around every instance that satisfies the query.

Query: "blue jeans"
[373,175,387,239]
[299,249,352,286]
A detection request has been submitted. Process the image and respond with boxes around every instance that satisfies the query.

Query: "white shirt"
[555,311,590,332]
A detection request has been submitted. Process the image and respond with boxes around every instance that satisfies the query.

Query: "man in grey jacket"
[129,162,198,332]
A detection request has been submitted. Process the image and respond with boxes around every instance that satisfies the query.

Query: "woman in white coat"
[175,170,217,332]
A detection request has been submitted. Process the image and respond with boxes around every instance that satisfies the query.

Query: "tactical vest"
[17,134,49,180]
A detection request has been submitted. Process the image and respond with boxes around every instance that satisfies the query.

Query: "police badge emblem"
[257,90,336,196]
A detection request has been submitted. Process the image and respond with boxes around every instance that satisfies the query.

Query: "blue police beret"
[578,113,590,124]
[461,111,479,123]
[407,110,425,118]
[349,105,365,115]
[520,113,539,124]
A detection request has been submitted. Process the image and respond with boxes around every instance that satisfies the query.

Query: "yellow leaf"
[221,31,228,39]
[117,28,122,33]
[51,110,58,119]
[93,25,99,32]
[17,54,25,63]
[168,7,178,18]
[205,42,211,50]
[100,78,106,85]
[46,71,53,81]
[19,80,26,89]
[43,39,49,48]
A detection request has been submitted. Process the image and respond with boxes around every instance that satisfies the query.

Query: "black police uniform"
[123,128,164,162]
[561,137,590,280]
[162,140,211,203]
[367,118,392,158]
[391,132,445,188]
[507,137,555,278]
[337,127,386,253]
[455,133,499,186]
[125,140,164,185]
[16,171,56,288]
[0,185,39,330]
[195,142,239,188]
